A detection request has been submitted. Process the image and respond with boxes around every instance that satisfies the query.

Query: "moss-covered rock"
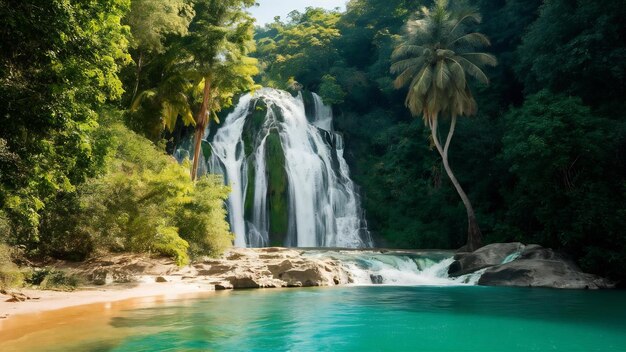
[244,158,256,222]
[265,130,289,246]
[242,100,268,157]
[201,140,212,160]
[301,90,315,123]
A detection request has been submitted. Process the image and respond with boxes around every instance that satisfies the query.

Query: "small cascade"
[304,251,481,286]
[182,88,372,248]
[502,251,522,264]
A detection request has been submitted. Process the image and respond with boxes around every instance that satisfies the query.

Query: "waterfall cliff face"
[195,88,372,248]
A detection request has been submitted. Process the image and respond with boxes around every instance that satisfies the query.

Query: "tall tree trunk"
[431,116,483,252]
[130,50,143,106]
[191,78,212,181]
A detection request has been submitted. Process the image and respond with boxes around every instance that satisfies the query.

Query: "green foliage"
[391,0,497,122]
[74,122,232,263]
[500,91,626,279]
[0,244,24,290]
[319,75,346,105]
[266,131,289,245]
[125,0,194,54]
[38,119,232,264]
[174,175,233,258]
[27,268,80,291]
[515,0,626,106]
[0,0,131,246]
[1,0,625,285]
[255,8,342,90]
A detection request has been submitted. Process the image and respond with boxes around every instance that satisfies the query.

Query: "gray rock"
[91,270,113,285]
[279,267,324,287]
[225,274,261,289]
[370,274,384,284]
[448,242,524,277]
[519,245,580,269]
[478,259,614,289]
[213,282,233,290]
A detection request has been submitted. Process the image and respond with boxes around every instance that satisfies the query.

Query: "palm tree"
[185,0,257,181]
[131,68,196,134]
[391,0,497,251]
[133,0,258,181]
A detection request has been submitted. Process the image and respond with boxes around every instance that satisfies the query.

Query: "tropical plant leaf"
[131,90,157,111]
[449,32,491,47]
[435,60,451,89]
[460,52,498,67]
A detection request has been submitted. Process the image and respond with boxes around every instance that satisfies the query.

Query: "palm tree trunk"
[431,116,483,251]
[191,78,212,181]
[130,50,143,106]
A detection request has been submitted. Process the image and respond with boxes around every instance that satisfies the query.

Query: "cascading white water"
[200,88,372,248]
[303,250,483,286]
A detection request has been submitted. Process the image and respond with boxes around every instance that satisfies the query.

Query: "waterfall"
[193,88,372,248]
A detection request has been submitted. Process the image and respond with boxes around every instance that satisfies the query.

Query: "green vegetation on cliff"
[266,131,289,246]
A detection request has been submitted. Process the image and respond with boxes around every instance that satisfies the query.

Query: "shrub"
[0,243,24,290]
[40,121,233,265]
[27,268,80,291]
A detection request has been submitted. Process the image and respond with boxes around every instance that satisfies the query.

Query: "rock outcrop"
[57,248,353,290]
[449,243,614,289]
[477,259,613,289]
[448,242,524,277]
[47,245,613,291]
[192,248,351,289]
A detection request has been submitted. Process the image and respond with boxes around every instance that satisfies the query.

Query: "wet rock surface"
[478,259,614,289]
[448,243,524,277]
[449,243,614,289]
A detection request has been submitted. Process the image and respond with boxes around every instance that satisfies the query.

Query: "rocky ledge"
[42,244,615,292]
[57,247,352,290]
[449,243,614,289]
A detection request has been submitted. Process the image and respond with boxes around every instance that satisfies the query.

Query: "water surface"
[2,286,625,351]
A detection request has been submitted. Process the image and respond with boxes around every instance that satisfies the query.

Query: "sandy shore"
[0,280,215,321]
[0,281,223,350]
[0,246,347,325]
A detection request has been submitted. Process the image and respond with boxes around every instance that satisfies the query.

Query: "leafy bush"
[0,243,24,290]
[40,121,233,265]
[27,268,79,291]
[175,176,233,257]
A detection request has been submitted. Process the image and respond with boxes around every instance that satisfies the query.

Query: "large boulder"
[276,262,347,287]
[478,259,614,289]
[448,242,524,277]
[224,272,283,289]
[518,245,580,269]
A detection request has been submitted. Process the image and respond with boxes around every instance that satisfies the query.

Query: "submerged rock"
[370,274,384,284]
[448,242,524,277]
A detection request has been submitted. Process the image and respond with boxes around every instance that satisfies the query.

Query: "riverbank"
[0,281,215,320]
[0,244,614,324]
[0,247,354,322]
